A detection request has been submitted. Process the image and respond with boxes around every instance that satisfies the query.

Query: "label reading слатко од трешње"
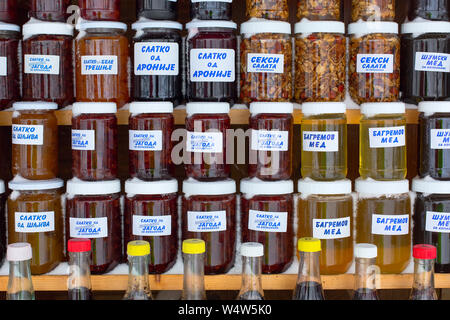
[12,125,44,145]
[72,130,95,151]
[129,130,163,151]
[186,131,223,153]
[313,217,350,239]
[190,49,235,82]
[426,211,450,233]
[69,217,108,238]
[24,54,60,75]
[251,130,289,151]
[369,126,405,148]
[415,52,450,73]
[303,131,339,152]
[371,214,409,235]
[134,42,179,76]
[247,53,284,73]
[81,55,118,75]
[15,211,55,233]
[357,54,394,73]
[248,210,288,233]
[431,129,450,149]
[132,215,171,236]
[188,211,227,232]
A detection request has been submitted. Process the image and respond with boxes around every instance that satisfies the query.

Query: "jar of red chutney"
[137,0,178,20]
[0,0,17,24]
[0,23,20,111]
[79,0,120,21]
[182,178,236,274]
[66,178,122,274]
[30,0,70,22]
[185,102,230,181]
[129,101,174,181]
[240,178,294,274]
[124,178,178,274]
[71,102,118,181]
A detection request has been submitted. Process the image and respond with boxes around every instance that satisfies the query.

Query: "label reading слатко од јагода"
[134,42,179,76]
[72,130,95,151]
[431,129,450,149]
[251,130,289,151]
[190,49,235,82]
[303,131,339,152]
[357,54,394,73]
[69,217,108,238]
[0,57,7,76]
[426,211,450,233]
[415,52,450,73]
[248,210,288,233]
[247,53,284,73]
[369,126,405,148]
[24,54,60,75]
[81,55,118,75]
[313,217,350,239]
[129,130,163,151]
[186,131,223,153]
[15,212,55,233]
[188,211,227,232]
[12,125,44,145]
[371,214,409,235]
[132,215,171,236]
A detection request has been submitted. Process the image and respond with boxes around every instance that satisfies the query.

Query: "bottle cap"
[129,101,174,114]
[7,243,32,261]
[127,240,151,257]
[401,21,450,35]
[125,178,178,195]
[418,101,450,115]
[72,102,117,116]
[13,101,58,111]
[294,20,345,35]
[354,243,377,259]
[66,178,121,196]
[241,19,291,35]
[298,237,321,253]
[348,21,398,36]
[355,178,409,196]
[68,239,91,253]
[298,178,352,196]
[186,102,230,116]
[413,244,437,260]
[132,20,182,31]
[412,177,450,195]
[9,177,64,191]
[240,178,293,196]
[186,20,237,30]
[240,242,264,257]
[249,102,293,115]
[360,102,405,116]
[301,102,346,116]
[182,178,236,197]
[23,21,74,37]
[0,23,20,32]
[182,239,206,254]
[77,21,127,31]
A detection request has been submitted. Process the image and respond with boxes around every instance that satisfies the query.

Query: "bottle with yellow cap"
[292,237,324,300]
[181,239,206,300]
[123,240,153,300]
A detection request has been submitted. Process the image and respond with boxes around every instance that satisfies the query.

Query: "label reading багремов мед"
[369,126,405,148]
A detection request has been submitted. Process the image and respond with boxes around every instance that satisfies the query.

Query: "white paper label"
[24,54,60,75]
[247,53,284,73]
[313,217,351,239]
[72,130,95,151]
[303,131,339,152]
[251,130,289,151]
[426,211,450,233]
[371,214,409,235]
[134,42,179,76]
[81,55,118,75]
[188,211,227,232]
[186,131,223,153]
[69,217,108,238]
[190,49,235,82]
[0,57,7,76]
[132,215,171,236]
[12,125,44,145]
[129,130,163,151]
[15,211,55,233]
[369,126,405,148]
[357,54,394,73]
[415,52,450,73]
[431,129,450,149]
[248,210,287,233]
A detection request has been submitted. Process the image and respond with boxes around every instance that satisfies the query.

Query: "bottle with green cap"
[237,242,264,300]
[181,239,206,300]
[6,242,35,300]
[123,240,153,300]
[292,237,324,300]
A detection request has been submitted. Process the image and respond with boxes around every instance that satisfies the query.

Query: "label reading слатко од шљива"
[369,126,405,148]
[371,214,409,235]
[15,212,55,233]
[426,211,450,233]
[129,130,163,151]
[12,125,44,145]
[431,129,450,149]
[72,130,95,151]
[190,49,235,82]
[186,131,223,153]
[81,55,118,75]
[415,52,450,73]
[132,215,171,236]
[188,211,227,232]
[313,217,351,239]
[303,131,339,152]
[69,217,108,238]
[357,54,394,73]
[247,53,284,73]
[0,57,7,76]
[248,210,288,233]
[251,130,289,151]
[24,54,60,75]
[134,42,179,76]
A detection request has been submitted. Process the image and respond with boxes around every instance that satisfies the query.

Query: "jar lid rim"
[13,101,58,110]
[132,20,182,30]
[241,18,291,35]
[72,102,117,115]
[183,178,236,196]
[418,101,450,113]
[125,178,178,195]
[360,102,405,116]
[401,21,450,34]
[66,178,121,195]
[77,21,128,31]
[191,0,232,2]
[412,177,450,194]
[302,102,346,115]
[348,21,398,35]
[9,177,64,191]
[186,19,237,30]
[250,102,293,115]
[355,178,409,195]
[186,102,230,115]
[240,178,294,195]
[129,101,174,114]
[0,22,20,32]
[294,19,345,34]
[23,20,74,36]
[298,178,352,196]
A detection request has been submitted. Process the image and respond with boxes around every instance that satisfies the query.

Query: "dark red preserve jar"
[30,0,70,22]
[137,0,178,20]
[190,0,232,20]
[0,0,17,24]
[0,23,20,111]
[79,0,120,21]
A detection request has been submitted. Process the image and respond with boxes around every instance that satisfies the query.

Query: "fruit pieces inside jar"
[297,0,341,21]
[295,33,346,102]
[351,0,395,22]
[246,0,289,21]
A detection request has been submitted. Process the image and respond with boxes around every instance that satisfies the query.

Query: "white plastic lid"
[125,178,178,195]
[72,102,117,115]
[13,101,58,111]
[412,177,450,195]
[360,102,405,116]
[0,180,5,194]
[66,178,121,195]
[9,177,64,191]
[302,102,346,115]
[401,21,450,35]
[0,23,20,32]
[418,101,450,114]
[186,102,230,116]
[129,101,174,114]
[23,21,74,37]
[7,243,32,262]
[240,242,264,257]
[132,20,182,31]
[249,102,293,115]
[186,20,237,30]
[240,178,293,196]
[348,21,398,36]
[192,0,232,2]
[241,19,291,35]
[77,21,127,31]
[354,243,377,259]
[355,178,409,195]
[294,19,345,35]
[183,178,236,197]
[298,178,352,196]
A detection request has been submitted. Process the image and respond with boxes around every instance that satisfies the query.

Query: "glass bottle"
[181,239,206,300]
[410,244,438,300]
[352,243,379,300]
[6,243,35,300]
[292,237,325,300]
[123,240,153,300]
[237,242,264,300]
[67,238,92,300]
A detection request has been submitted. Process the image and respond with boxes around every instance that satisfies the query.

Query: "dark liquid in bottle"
[410,287,437,300]
[7,291,33,300]
[238,290,264,300]
[293,281,325,300]
[352,288,379,300]
[68,287,92,300]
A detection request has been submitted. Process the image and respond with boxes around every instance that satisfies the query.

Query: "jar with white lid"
[0,23,20,111]
[182,178,236,274]
[348,21,400,105]
[191,0,232,20]
[297,178,354,275]
[359,102,407,180]
[355,178,411,274]
[240,20,292,103]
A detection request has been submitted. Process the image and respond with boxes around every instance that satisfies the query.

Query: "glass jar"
[71,102,118,181]
[129,102,174,181]
[0,181,5,267]
[137,0,178,20]
[355,179,411,274]
[400,21,449,105]
[240,20,292,103]
[294,20,346,103]
[0,0,17,24]
[12,102,58,180]
[65,179,122,274]
[301,102,347,181]
[0,23,20,111]
[30,0,70,22]
[79,0,120,21]
[419,102,450,180]
[249,102,293,181]
[359,102,407,180]
[8,178,64,275]
[413,178,450,273]
[297,179,354,275]
[132,20,182,105]
[349,21,400,105]
[182,179,236,274]
[186,20,237,103]
[124,178,178,274]
[246,0,288,21]
[185,102,230,181]
[191,0,232,20]
[297,0,341,21]
[75,21,130,109]
[351,0,395,22]
[22,21,74,108]
[408,0,449,21]
[240,178,294,274]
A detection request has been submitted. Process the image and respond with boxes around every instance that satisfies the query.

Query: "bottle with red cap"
[410,244,438,300]
[67,238,92,300]
[6,243,35,300]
